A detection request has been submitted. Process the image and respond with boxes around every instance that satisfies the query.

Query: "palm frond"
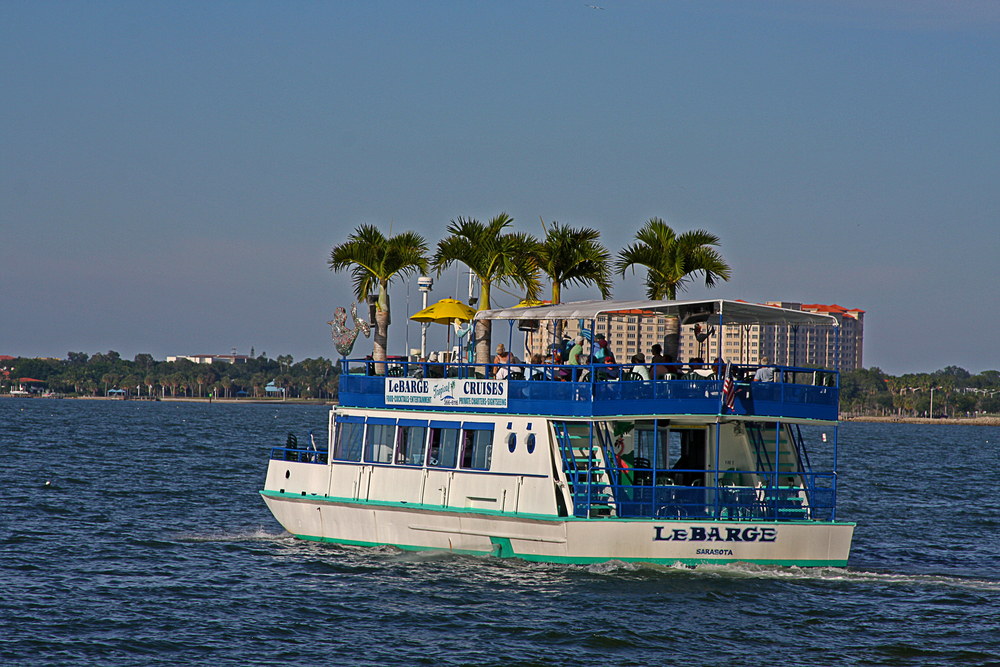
[330,223,429,303]
[616,217,731,301]
[537,221,612,301]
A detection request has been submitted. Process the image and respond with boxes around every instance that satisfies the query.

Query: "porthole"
[507,432,517,453]
[526,433,536,454]
[285,470,290,479]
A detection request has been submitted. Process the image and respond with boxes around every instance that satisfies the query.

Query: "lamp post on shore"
[930,386,943,418]
[418,276,433,358]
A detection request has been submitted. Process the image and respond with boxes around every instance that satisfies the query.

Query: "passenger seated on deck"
[684,357,713,378]
[493,343,519,380]
[410,357,427,378]
[650,344,668,379]
[630,353,650,381]
[548,347,570,381]
[596,342,619,380]
[426,352,444,378]
[753,356,778,382]
[529,353,545,380]
[591,334,606,363]
[568,335,585,365]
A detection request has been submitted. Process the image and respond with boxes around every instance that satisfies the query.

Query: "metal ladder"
[553,421,614,518]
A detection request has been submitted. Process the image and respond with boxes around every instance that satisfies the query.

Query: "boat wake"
[636,560,1000,591]
[171,527,294,544]
[586,559,644,574]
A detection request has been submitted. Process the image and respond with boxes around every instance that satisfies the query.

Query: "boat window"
[633,421,671,471]
[332,421,364,462]
[460,428,493,471]
[669,427,707,486]
[427,426,460,468]
[364,422,395,464]
[396,424,428,466]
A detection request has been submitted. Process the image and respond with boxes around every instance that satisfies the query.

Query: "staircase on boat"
[745,422,809,520]
[553,421,616,518]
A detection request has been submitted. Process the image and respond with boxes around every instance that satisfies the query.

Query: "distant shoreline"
[1,395,335,406]
[6,394,997,423]
[842,415,1000,426]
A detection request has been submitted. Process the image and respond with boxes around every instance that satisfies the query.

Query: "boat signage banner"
[384,378,508,408]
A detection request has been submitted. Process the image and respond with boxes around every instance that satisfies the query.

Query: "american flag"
[722,361,736,411]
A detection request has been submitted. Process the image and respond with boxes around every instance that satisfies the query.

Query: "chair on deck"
[632,457,653,486]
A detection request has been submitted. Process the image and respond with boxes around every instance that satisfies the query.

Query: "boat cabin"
[270,299,843,526]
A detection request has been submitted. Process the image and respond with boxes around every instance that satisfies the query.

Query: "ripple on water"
[3,403,1000,666]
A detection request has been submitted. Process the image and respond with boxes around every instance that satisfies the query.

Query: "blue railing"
[578,471,836,522]
[270,447,328,464]
[338,360,839,420]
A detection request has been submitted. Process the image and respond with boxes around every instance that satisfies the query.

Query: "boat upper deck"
[338,361,838,420]
[339,298,841,421]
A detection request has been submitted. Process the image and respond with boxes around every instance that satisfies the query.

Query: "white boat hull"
[262,492,854,566]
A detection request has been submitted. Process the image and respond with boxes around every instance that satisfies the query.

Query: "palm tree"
[195,370,215,398]
[122,374,139,398]
[250,373,266,398]
[433,213,541,365]
[101,373,119,396]
[277,355,293,372]
[536,219,613,340]
[615,218,731,360]
[329,224,429,374]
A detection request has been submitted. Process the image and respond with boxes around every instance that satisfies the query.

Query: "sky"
[1,0,997,375]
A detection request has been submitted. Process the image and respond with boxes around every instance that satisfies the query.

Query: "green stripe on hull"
[291,532,849,567]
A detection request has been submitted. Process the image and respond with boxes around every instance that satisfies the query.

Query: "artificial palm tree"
[433,213,541,365]
[615,218,731,360]
[536,219,613,305]
[536,219,613,341]
[329,224,429,374]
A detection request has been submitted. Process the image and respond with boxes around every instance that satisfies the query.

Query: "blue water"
[3,399,1000,666]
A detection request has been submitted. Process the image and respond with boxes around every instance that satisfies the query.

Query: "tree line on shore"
[2,351,338,400]
[5,350,997,417]
[840,366,1000,417]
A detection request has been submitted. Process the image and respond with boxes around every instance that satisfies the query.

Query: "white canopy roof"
[474,298,839,327]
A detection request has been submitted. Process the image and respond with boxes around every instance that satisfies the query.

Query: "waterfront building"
[521,301,864,370]
[166,354,251,365]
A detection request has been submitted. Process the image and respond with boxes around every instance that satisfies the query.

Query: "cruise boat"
[260,299,854,566]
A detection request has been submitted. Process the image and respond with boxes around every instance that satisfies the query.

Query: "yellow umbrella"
[410,298,478,325]
[514,299,546,308]
[410,298,479,361]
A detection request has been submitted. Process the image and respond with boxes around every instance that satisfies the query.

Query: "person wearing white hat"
[568,335,585,366]
[427,351,444,378]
